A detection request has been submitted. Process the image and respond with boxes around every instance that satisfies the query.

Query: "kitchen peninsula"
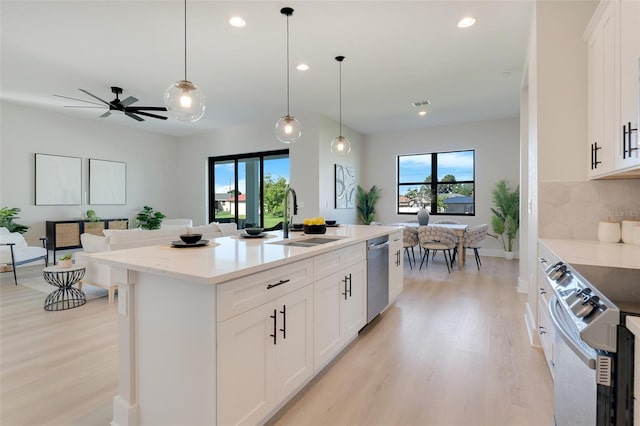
[89,224,402,426]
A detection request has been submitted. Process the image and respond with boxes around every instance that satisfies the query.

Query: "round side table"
[42,264,86,311]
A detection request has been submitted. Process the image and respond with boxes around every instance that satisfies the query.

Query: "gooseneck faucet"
[282,185,298,238]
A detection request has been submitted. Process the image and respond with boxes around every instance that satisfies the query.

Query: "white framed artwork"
[89,158,126,205]
[334,164,356,209]
[35,153,82,205]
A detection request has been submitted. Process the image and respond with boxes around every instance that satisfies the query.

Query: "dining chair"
[402,226,419,269]
[417,226,458,273]
[459,224,489,270]
[433,220,459,224]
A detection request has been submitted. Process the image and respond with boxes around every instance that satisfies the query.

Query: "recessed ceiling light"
[457,17,476,28]
[296,63,309,71]
[229,16,246,27]
[418,111,427,116]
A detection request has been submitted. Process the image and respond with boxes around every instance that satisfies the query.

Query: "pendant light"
[164,0,205,122]
[330,56,351,156]
[275,7,301,144]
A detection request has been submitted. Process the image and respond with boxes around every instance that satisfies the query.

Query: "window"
[397,150,475,215]
[209,149,289,228]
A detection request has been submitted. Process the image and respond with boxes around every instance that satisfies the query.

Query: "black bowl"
[180,234,202,244]
[325,220,337,225]
[303,224,326,234]
[290,223,304,230]
[245,227,264,236]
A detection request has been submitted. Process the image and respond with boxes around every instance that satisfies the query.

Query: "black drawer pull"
[280,305,286,339]
[267,279,290,290]
[269,309,277,345]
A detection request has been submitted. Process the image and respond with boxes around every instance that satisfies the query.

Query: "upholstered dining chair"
[459,224,489,270]
[0,227,48,284]
[402,226,419,269]
[433,220,459,224]
[417,226,458,273]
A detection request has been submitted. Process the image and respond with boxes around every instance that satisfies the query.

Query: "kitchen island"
[90,224,402,426]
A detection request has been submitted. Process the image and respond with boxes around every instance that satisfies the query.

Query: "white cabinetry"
[585,0,640,178]
[537,244,556,379]
[313,244,367,370]
[217,260,314,426]
[388,230,403,303]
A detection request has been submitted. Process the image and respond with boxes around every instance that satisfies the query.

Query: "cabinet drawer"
[217,259,314,322]
[314,243,366,280]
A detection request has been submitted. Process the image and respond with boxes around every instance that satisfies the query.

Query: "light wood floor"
[1,256,552,426]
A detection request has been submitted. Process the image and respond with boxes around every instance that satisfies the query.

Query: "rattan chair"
[402,226,419,269]
[417,225,458,273]
[460,224,489,270]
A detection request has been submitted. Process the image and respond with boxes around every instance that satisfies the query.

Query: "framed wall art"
[334,164,356,209]
[89,158,126,205]
[35,153,82,205]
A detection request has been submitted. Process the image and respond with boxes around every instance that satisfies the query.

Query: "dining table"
[391,222,469,270]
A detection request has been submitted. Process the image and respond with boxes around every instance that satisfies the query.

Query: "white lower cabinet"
[388,230,403,303]
[314,260,366,370]
[217,284,313,426]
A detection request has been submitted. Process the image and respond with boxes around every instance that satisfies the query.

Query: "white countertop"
[539,238,640,270]
[627,317,640,337]
[89,224,402,285]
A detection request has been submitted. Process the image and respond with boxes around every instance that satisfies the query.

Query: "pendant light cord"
[184,0,188,81]
[286,13,290,116]
[339,60,342,137]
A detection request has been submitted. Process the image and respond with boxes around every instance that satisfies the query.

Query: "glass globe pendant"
[330,56,351,156]
[275,7,301,144]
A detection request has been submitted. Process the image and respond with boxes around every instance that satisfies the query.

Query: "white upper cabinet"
[585,0,640,178]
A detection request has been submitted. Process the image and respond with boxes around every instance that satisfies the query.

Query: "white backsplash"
[539,180,640,240]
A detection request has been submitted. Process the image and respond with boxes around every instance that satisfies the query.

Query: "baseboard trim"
[517,277,528,294]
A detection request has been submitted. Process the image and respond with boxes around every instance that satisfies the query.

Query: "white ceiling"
[0,0,533,138]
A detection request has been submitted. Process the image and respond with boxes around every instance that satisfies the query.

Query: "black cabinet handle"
[342,276,348,300]
[538,326,546,335]
[538,287,546,295]
[280,305,286,339]
[592,142,602,169]
[269,309,277,345]
[623,122,638,159]
[347,273,352,297]
[267,279,290,290]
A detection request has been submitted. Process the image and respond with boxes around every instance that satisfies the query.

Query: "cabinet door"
[275,285,313,401]
[587,2,615,177]
[537,298,555,380]
[615,0,640,170]
[314,272,343,369]
[341,260,367,341]
[217,302,277,426]
[388,231,404,303]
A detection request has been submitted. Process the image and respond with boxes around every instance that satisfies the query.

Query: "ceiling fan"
[54,86,168,121]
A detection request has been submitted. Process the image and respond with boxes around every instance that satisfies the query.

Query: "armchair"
[0,227,48,284]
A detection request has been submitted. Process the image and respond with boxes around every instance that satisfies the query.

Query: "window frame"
[208,149,289,226]
[397,149,475,216]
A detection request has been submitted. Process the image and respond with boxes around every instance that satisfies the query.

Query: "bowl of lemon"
[303,217,326,234]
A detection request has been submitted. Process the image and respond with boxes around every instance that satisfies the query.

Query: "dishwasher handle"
[368,241,389,250]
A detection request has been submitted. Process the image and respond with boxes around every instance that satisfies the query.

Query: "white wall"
[363,117,520,255]
[0,101,180,243]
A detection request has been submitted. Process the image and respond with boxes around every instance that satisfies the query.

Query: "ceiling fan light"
[164,80,205,122]
[330,135,351,156]
[275,115,302,144]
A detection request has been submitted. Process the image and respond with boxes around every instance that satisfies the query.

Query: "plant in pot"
[356,185,381,225]
[0,207,29,234]
[86,209,100,222]
[136,206,166,230]
[488,179,519,259]
[58,253,73,268]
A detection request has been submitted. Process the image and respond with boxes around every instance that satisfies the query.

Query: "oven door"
[549,296,598,426]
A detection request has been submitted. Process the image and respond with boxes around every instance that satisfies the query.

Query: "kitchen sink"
[269,236,346,247]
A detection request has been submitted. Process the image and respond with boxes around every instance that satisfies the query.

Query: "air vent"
[411,100,431,107]
[596,355,612,386]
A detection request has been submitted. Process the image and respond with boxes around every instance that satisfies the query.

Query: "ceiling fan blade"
[78,89,110,105]
[125,112,144,121]
[126,106,168,111]
[63,106,107,109]
[120,96,138,107]
[100,111,112,118]
[54,94,105,106]
[132,110,168,120]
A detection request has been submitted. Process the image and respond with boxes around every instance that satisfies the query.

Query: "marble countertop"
[539,238,640,270]
[89,224,402,285]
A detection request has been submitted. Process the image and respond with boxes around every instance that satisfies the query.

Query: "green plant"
[0,207,29,234]
[488,179,520,252]
[356,185,381,225]
[136,206,166,230]
[86,209,100,222]
[59,253,72,261]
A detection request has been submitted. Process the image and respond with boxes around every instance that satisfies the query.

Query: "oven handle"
[548,296,597,369]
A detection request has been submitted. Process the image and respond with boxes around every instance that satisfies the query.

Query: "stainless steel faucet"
[282,185,298,238]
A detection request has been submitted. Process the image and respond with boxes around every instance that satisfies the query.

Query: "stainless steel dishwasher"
[366,235,389,323]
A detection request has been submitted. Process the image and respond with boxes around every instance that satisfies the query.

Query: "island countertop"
[89,224,401,285]
[539,238,640,270]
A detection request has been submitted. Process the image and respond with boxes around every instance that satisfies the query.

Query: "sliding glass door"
[209,150,289,229]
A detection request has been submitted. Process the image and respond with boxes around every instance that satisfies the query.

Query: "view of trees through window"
[209,150,289,228]
[397,150,475,215]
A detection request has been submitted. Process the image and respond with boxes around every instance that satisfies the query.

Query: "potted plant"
[136,206,166,230]
[58,253,73,268]
[356,185,381,225]
[86,209,100,222]
[488,179,519,259]
[0,207,29,234]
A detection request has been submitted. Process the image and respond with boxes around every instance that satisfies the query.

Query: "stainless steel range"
[540,251,640,426]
